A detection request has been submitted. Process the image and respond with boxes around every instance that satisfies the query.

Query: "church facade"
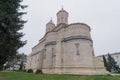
[25,8,107,75]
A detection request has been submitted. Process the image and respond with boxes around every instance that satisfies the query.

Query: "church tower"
[57,8,68,25]
[46,19,55,32]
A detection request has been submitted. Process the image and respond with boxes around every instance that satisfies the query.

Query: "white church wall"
[62,40,94,67]
[25,8,107,75]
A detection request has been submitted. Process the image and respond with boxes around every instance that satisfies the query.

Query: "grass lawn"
[0,72,120,80]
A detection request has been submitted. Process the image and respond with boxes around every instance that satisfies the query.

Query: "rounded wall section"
[62,39,94,67]
[65,23,91,38]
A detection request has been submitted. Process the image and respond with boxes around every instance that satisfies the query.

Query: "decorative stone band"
[42,66,105,69]
[31,51,40,56]
[62,35,93,42]
[45,41,56,46]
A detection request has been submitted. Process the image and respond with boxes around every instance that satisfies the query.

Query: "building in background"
[4,53,27,71]
[25,8,107,75]
[97,52,120,67]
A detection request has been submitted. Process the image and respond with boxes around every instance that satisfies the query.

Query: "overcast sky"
[19,0,120,56]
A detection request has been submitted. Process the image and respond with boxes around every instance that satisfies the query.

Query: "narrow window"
[52,48,56,57]
[35,59,36,64]
[30,63,31,67]
[44,49,46,59]
[92,49,94,56]
[75,43,80,55]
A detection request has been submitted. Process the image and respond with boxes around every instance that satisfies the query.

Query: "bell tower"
[57,8,68,25]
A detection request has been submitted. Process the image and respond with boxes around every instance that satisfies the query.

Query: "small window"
[58,19,60,22]
[92,49,94,56]
[35,60,36,64]
[52,48,56,57]
[44,49,46,59]
[65,18,67,22]
[30,63,31,67]
[90,44,93,47]
[75,43,80,55]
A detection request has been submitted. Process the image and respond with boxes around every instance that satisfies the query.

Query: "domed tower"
[46,19,55,32]
[57,8,69,25]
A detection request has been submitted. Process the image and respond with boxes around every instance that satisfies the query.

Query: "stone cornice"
[31,51,40,56]
[68,23,91,31]
[45,41,56,46]
[62,35,93,42]
[32,38,45,49]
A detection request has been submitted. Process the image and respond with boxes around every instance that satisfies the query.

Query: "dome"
[57,8,68,15]
[46,19,55,32]
[46,19,55,25]
[56,8,69,25]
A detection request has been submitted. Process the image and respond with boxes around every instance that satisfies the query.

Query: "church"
[25,8,107,75]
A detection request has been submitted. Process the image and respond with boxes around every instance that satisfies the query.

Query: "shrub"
[35,69,42,74]
[23,70,26,72]
[27,69,33,73]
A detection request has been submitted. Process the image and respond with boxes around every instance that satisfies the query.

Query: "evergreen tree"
[102,55,109,71]
[107,53,120,73]
[0,0,27,70]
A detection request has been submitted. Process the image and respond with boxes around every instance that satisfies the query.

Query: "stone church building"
[26,8,107,75]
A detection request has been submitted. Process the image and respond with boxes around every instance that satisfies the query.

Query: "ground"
[0,72,120,80]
